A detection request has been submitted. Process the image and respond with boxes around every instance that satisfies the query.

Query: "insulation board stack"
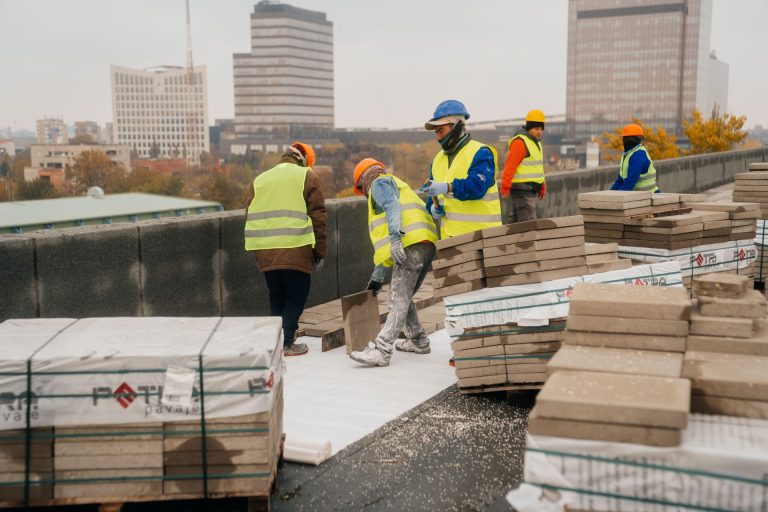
[432,230,486,298]
[452,322,566,394]
[529,282,692,447]
[481,216,588,288]
[579,190,652,243]
[684,274,768,419]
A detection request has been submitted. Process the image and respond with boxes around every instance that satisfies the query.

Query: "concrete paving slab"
[568,282,691,321]
[547,344,684,378]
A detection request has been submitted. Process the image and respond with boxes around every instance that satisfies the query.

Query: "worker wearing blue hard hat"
[420,100,502,238]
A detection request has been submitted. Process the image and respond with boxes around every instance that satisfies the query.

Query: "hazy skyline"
[2,0,767,132]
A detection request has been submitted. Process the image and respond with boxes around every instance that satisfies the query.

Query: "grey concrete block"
[335,197,374,298]
[219,210,270,316]
[33,225,141,318]
[307,201,339,307]
[139,216,221,316]
[0,235,37,321]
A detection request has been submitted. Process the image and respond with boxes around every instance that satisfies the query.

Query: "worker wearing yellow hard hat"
[500,109,547,223]
[348,158,438,367]
[243,141,327,356]
[610,124,660,192]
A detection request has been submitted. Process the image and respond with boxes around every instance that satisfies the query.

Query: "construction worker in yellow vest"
[419,100,502,238]
[500,109,547,223]
[244,141,327,356]
[610,124,660,192]
[348,158,438,367]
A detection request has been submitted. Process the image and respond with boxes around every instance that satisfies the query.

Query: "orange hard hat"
[290,141,316,167]
[353,158,384,196]
[621,124,643,137]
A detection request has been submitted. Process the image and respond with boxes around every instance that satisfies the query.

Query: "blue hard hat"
[425,99,470,130]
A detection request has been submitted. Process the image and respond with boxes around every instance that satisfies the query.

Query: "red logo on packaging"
[739,249,746,260]
[113,383,138,409]
[695,253,704,266]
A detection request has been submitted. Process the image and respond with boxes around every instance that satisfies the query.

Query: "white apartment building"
[110,65,209,165]
[37,118,69,144]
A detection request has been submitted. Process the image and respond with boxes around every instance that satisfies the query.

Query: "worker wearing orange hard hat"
[610,124,660,192]
[348,158,438,367]
[500,109,547,223]
[244,141,327,356]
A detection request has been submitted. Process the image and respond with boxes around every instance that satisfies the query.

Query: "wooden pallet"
[0,437,284,512]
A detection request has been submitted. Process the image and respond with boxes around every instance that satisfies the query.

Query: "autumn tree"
[601,117,680,163]
[684,108,748,154]
[63,150,127,195]
[69,134,96,145]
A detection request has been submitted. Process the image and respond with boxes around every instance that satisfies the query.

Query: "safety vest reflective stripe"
[245,226,315,238]
[444,212,503,223]
[510,134,545,184]
[430,140,502,238]
[246,210,310,222]
[620,146,658,193]
[368,203,424,232]
[244,162,315,251]
[367,175,437,266]
[372,222,437,250]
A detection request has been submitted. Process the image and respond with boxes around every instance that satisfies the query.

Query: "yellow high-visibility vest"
[244,162,315,250]
[620,145,659,192]
[430,140,501,238]
[510,133,545,184]
[368,175,437,267]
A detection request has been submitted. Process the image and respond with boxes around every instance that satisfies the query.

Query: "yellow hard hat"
[525,109,545,123]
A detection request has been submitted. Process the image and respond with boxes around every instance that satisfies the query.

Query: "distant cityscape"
[2,0,765,190]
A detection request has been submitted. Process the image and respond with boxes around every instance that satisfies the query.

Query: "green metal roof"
[1,193,223,233]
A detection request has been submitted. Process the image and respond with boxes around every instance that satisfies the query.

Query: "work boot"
[349,342,390,367]
[395,337,431,354]
[284,342,308,356]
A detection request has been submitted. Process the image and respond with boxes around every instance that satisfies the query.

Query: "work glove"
[430,203,445,220]
[313,257,324,272]
[366,278,383,296]
[390,237,407,266]
[538,182,547,200]
[420,181,449,196]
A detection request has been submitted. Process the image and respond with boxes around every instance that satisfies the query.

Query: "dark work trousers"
[264,270,312,346]
[507,183,539,223]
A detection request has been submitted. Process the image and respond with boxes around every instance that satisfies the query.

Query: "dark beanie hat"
[525,121,545,131]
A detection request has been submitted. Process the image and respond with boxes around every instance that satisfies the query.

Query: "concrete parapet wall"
[1,148,766,322]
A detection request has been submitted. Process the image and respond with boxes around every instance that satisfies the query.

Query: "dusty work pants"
[507,183,538,223]
[264,269,311,346]
[374,242,435,355]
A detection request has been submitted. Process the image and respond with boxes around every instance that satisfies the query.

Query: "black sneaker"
[284,343,309,356]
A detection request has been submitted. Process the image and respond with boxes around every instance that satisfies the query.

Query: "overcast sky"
[2,0,767,131]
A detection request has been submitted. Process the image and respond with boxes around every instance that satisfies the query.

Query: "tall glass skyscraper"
[566,0,726,140]
[233,1,334,142]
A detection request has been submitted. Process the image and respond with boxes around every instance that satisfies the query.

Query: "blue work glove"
[430,203,445,220]
[420,181,449,196]
[390,237,407,266]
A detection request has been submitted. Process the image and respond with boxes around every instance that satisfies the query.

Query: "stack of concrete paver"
[452,322,566,393]
[684,274,768,419]
[481,216,587,287]
[432,231,486,298]
[0,428,53,502]
[584,242,632,273]
[580,191,652,243]
[732,167,768,285]
[529,283,692,446]
[686,201,760,243]
[163,382,284,496]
